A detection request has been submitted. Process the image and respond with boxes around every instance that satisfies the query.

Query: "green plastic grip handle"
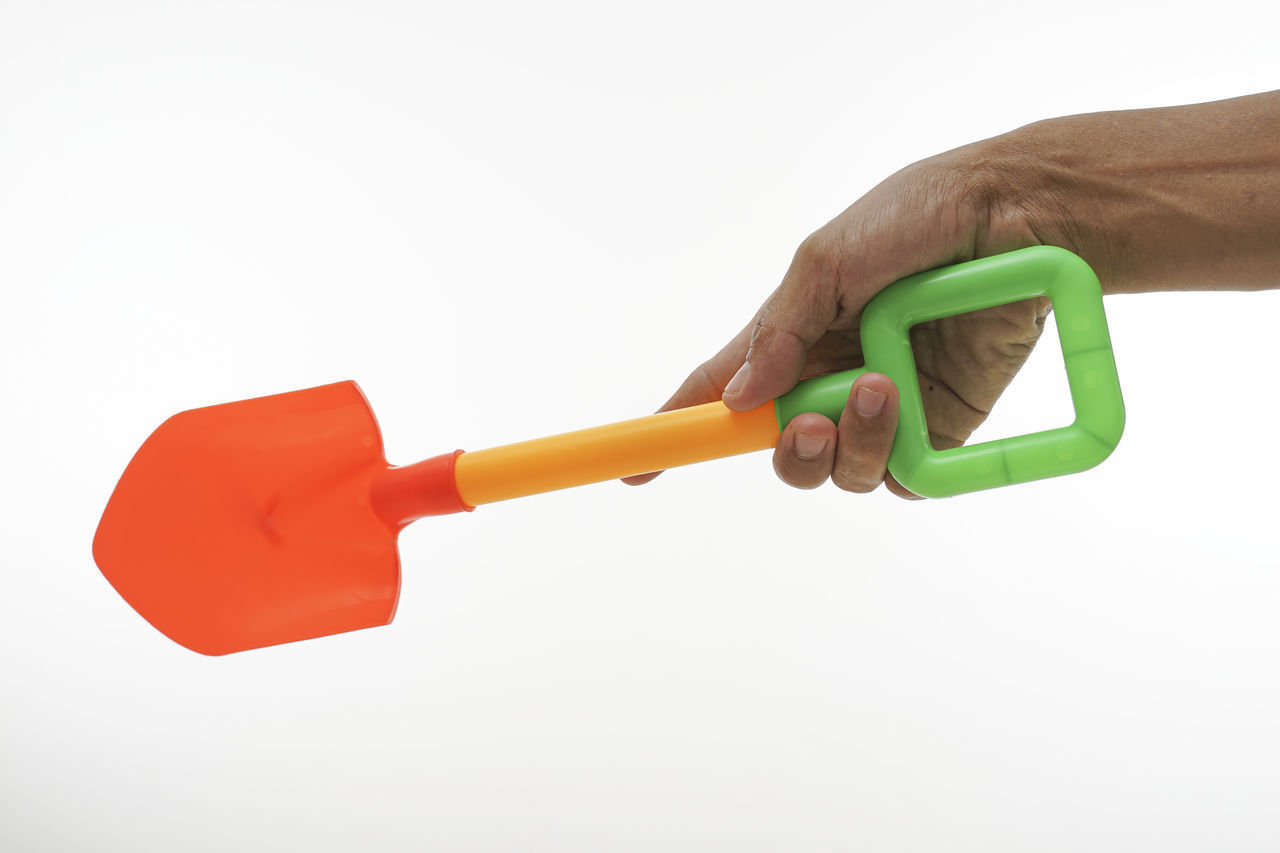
[774,246,1124,498]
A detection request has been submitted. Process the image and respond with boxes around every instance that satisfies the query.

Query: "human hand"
[627,91,1280,498]
[625,139,1062,498]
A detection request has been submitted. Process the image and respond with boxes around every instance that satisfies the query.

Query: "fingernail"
[855,386,887,418]
[794,432,828,460]
[723,362,750,399]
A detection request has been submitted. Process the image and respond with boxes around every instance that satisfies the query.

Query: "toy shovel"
[93,246,1124,655]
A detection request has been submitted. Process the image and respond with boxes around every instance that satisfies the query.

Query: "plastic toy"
[93,245,1124,655]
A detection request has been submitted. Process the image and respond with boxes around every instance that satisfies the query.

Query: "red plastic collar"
[370,450,473,529]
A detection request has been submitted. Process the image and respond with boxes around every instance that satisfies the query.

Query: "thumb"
[721,236,845,411]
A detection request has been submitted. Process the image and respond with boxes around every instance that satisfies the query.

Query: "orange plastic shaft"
[454,401,781,506]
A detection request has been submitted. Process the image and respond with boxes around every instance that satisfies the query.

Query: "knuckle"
[884,475,924,501]
[793,232,839,278]
[831,462,882,494]
[747,314,773,351]
[691,361,720,395]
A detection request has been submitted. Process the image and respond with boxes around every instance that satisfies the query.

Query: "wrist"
[989,94,1280,293]
[976,118,1113,286]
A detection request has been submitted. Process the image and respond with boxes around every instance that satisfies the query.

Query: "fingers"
[722,235,844,412]
[772,413,838,489]
[831,373,898,494]
[620,323,754,486]
[620,470,665,486]
[629,228,859,487]
[656,322,754,414]
[773,372,919,499]
[884,474,924,501]
[625,156,1001,496]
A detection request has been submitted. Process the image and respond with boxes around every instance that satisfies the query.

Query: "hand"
[626,139,1064,497]
[627,91,1280,497]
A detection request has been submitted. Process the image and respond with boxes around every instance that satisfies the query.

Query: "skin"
[626,90,1280,497]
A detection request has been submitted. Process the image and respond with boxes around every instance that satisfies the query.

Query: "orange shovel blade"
[93,381,401,655]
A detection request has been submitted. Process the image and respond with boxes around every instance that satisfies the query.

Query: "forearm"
[997,90,1280,294]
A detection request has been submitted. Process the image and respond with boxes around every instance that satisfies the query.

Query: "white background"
[2,1,1278,850]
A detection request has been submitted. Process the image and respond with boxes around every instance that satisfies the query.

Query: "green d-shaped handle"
[775,245,1125,498]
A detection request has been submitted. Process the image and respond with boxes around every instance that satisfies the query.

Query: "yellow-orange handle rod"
[453,401,781,506]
